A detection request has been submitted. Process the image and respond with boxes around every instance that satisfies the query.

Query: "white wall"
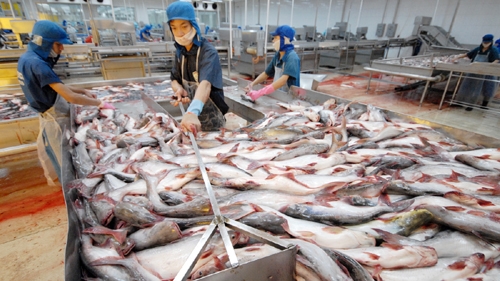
[20,0,500,45]
[231,0,500,45]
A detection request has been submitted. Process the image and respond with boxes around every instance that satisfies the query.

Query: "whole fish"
[284,238,352,281]
[128,220,182,251]
[272,143,329,161]
[375,229,500,260]
[72,142,94,179]
[338,244,438,269]
[283,197,414,225]
[257,205,376,249]
[373,253,485,281]
[417,205,500,243]
[455,154,500,171]
[113,201,158,227]
[323,249,373,281]
[345,209,434,238]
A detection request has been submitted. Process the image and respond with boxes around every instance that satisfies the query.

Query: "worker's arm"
[246,72,269,92]
[270,74,289,91]
[179,80,212,134]
[50,83,100,107]
[67,85,96,98]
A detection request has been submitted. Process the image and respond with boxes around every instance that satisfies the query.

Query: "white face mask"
[49,49,59,58]
[273,40,281,51]
[175,27,196,46]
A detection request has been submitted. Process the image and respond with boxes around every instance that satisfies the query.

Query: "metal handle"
[174,102,239,281]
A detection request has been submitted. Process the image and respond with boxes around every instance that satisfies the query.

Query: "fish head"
[393,209,434,236]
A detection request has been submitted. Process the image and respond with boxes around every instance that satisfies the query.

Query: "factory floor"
[1,65,499,280]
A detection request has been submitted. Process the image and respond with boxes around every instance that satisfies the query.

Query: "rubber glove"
[181,112,201,135]
[247,84,275,101]
[99,101,116,110]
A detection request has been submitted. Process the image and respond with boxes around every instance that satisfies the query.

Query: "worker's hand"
[99,101,116,110]
[244,82,254,93]
[247,84,275,101]
[170,87,190,106]
[83,90,97,99]
[180,112,201,135]
[252,56,262,64]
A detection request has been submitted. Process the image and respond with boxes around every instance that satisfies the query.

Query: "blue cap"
[495,39,500,45]
[270,25,295,41]
[32,20,72,45]
[483,34,494,42]
[145,24,153,30]
[166,1,202,44]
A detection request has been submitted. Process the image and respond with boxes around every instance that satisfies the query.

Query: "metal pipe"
[447,0,461,45]
[326,0,333,28]
[392,0,400,24]
[381,0,388,23]
[431,0,440,25]
[258,0,261,25]
[290,0,294,26]
[8,0,15,19]
[341,0,347,22]
[356,0,363,30]
[111,0,116,21]
[244,0,247,27]
[277,0,280,25]
[264,0,270,67]
[363,67,442,82]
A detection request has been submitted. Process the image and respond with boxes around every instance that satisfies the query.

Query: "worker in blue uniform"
[453,34,499,110]
[166,1,229,133]
[245,25,301,101]
[140,24,154,42]
[17,21,114,185]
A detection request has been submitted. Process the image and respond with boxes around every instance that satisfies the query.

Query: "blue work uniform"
[265,49,301,89]
[140,28,152,42]
[455,45,500,106]
[18,51,62,113]
[170,37,228,130]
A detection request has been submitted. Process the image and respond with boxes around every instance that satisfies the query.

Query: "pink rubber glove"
[99,101,116,110]
[247,84,275,101]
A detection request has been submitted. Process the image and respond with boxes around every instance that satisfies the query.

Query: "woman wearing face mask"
[245,25,301,101]
[452,34,499,111]
[166,1,229,134]
[17,21,114,186]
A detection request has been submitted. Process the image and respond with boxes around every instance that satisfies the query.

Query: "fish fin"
[247,161,264,170]
[229,143,240,153]
[417,173,433,183]
[371,265,384,281]
[444,206,467,212]
[266,174,279,180]
[445,171,461,182]
[373,228,406,245]
[326,182,348,194]
[364,252,381,260]
[381,243,404,251]
[390,198,415,212]
[249,203,265,213]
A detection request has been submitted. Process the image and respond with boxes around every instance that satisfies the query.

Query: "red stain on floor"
[0,150,65,223]
[0,190,65,222]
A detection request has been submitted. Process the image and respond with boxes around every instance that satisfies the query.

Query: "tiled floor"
[1,65,499,280]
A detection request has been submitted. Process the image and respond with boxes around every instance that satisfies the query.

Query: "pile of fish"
[383,55,459,68]
[0,80,175,120]
[0,94,37,120]
[68,97,500,281]
[91,81,176,104]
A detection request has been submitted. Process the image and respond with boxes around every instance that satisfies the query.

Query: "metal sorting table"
[365,54,455,107]
[0,76,175,154]
[434,62,500,110]
[44,76,500,280]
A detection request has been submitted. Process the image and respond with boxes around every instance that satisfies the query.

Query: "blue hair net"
[166,1,202,44]
[29,20,72,59]
[270,25,295,42]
